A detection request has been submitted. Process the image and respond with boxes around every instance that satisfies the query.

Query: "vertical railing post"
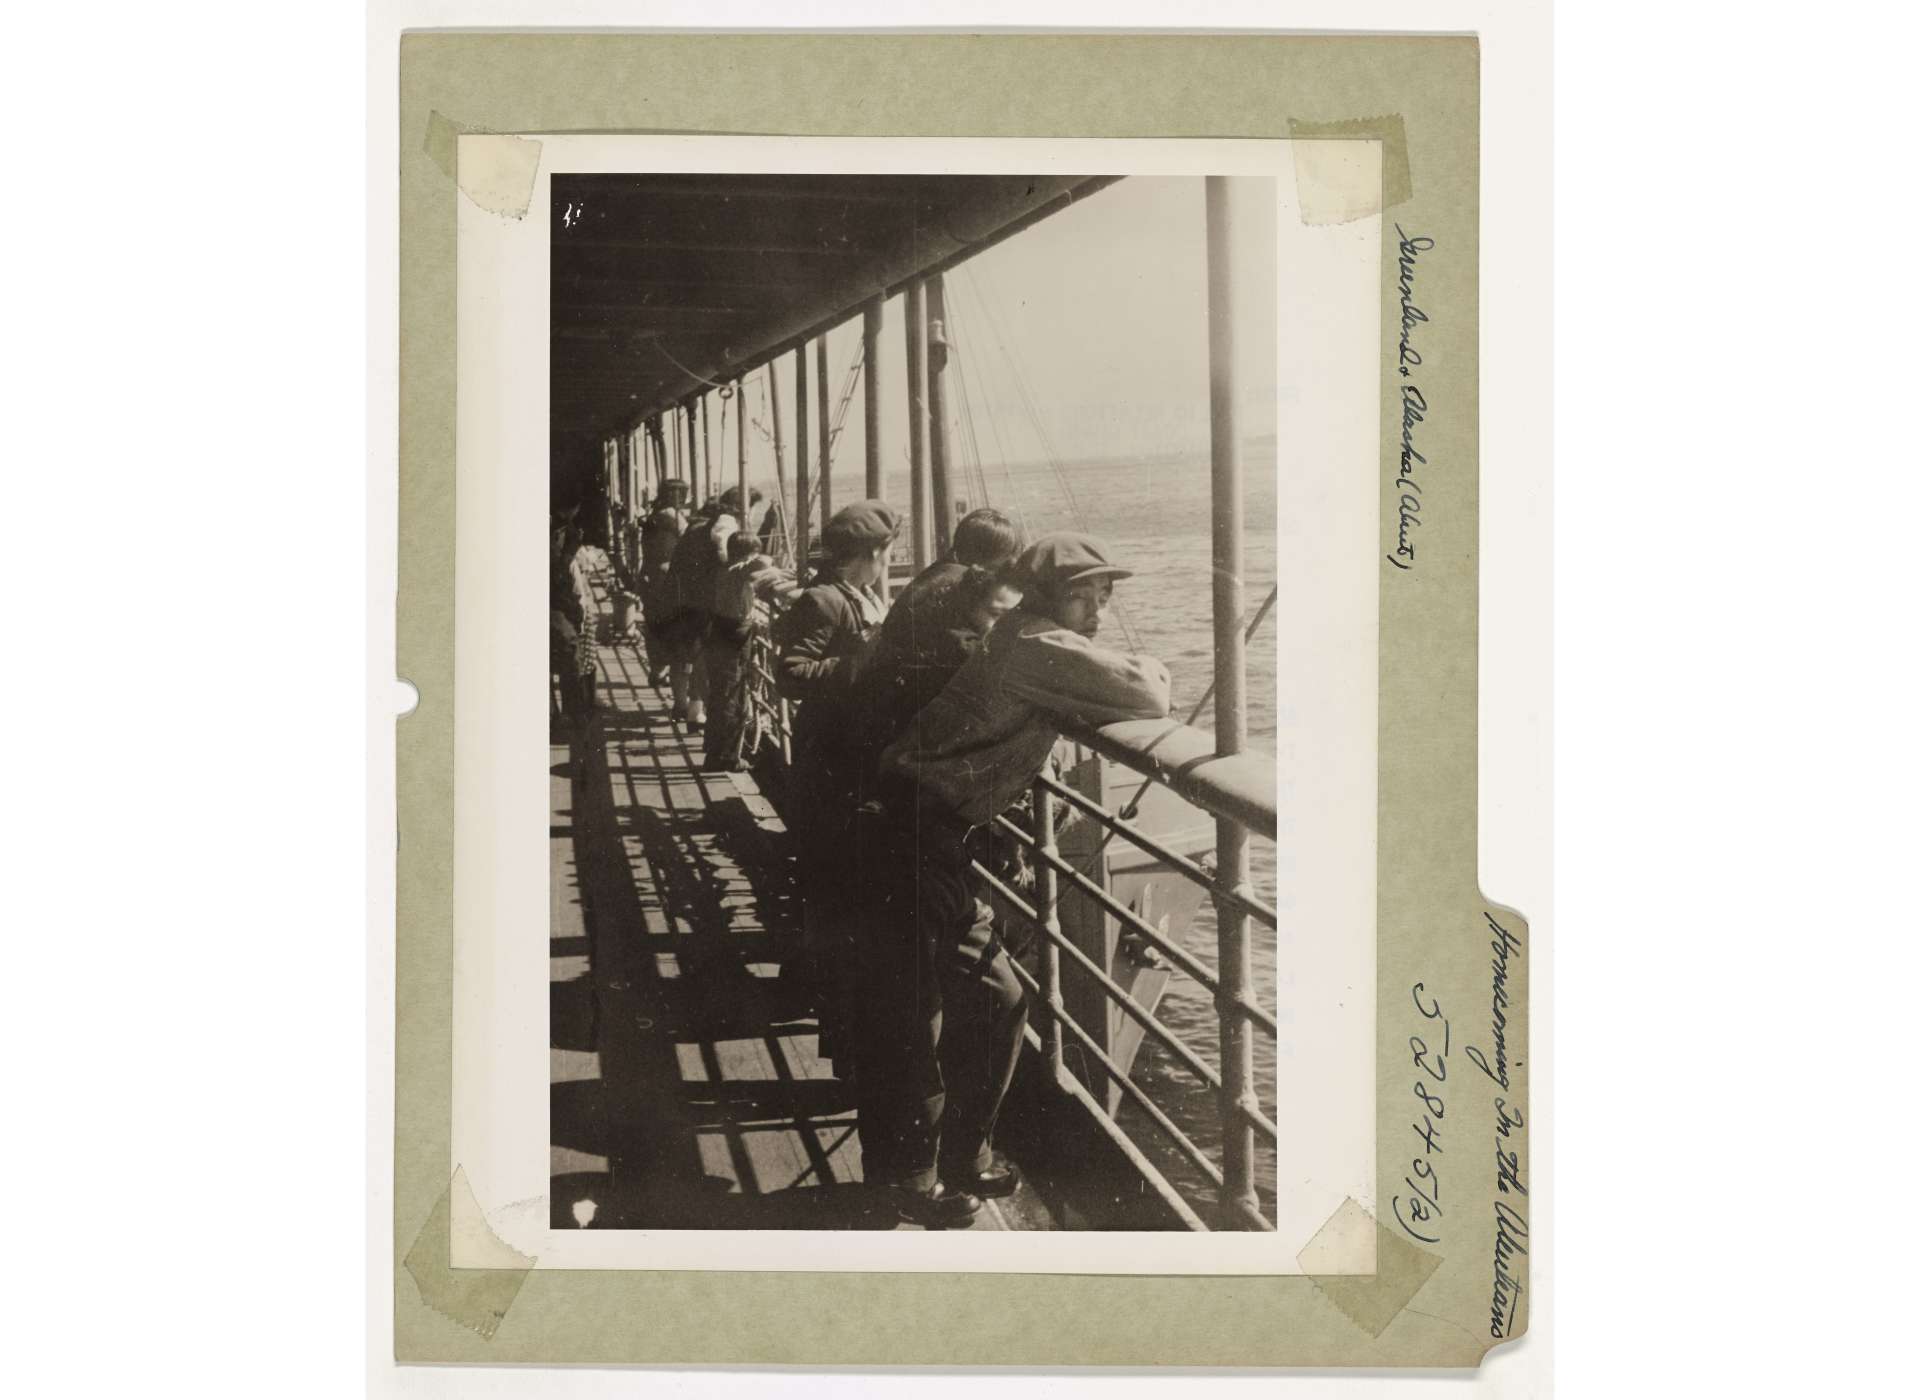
[795,344,811,565]
[700,391,714,508]
[816,336,832,523]
[736,378,747,507]
[904,279,931,569]
[926,273,955,555]
[1033,776,1067,1089]
[684,401,698,504]
[768,362,789,565]
[1206,174,1258,1229]
[862,296,884,501]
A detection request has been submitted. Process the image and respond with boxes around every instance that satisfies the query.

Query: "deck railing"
[734,638,1277,1232]
[974,721,1277,1233]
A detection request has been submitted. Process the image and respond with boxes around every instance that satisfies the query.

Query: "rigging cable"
[942,293,997,514]
[954,268,1032,517]
[959,263,1145,654]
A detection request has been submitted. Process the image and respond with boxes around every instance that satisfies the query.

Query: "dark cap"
[821,500,901,552]
[1015,532,1134,593]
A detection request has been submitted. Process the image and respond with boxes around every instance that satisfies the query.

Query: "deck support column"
[684,401,697,503]
[862,297,883,501]
[795,345,811,567]
[926,274,955,555]
[768,361,788,565]
[700,392,713,506]
[736,379,748,515]
[1205,174,1260,1230]
[905,280,931,569]
[816,337,833,524]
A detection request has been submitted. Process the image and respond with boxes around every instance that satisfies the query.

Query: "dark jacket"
[773,578,883,707]
[845,562,987,777]
[668,517,730,618]
[774,577,886,809]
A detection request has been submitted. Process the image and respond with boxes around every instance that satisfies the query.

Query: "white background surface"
[3,0,1913,1397]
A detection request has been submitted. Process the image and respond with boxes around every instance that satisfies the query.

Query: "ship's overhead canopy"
[550,173,1120,438]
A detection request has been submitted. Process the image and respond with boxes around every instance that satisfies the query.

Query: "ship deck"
[549,570,1061,1232]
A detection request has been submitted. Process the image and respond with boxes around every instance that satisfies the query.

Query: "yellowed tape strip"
[423,111,543,219]
[1299,1197,1443,1338]
[402,1167,537,1341]
[1287,115,1413,225]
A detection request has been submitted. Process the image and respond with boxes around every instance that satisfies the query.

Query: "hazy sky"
[729,175,1279,494]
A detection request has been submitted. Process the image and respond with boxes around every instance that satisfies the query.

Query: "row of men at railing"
[551,477,1174,1229]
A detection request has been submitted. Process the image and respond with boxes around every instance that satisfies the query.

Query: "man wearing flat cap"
[854,530,1172,1227]
[772,500,901,1077]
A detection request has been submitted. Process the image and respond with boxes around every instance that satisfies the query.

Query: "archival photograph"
[443,136,1373,1273]
[545,168,1294,1236]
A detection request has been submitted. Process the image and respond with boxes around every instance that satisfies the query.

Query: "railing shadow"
[550,614,873,1231]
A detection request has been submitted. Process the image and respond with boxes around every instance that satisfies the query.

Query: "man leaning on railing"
[853,532,1172,1229]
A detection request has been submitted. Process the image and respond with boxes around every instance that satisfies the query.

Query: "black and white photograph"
[454,137,1376,1274]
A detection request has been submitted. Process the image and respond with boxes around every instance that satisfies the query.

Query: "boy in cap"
[772,500,900,1068]
[662,502,738,729]
[638,480,690,689]
[855,531,1171,1226]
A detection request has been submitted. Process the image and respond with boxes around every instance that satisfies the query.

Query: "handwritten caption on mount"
[1389,226,1434,572]
[1394,913,1528,1342]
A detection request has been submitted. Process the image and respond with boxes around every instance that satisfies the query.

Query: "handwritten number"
[1410,1034,1448,1082]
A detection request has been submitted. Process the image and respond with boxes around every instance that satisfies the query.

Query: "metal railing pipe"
[994,814,1279,1039]
[1032,780,1067,1088]
[1036,773,1279,929]
[975,856,1282,1149]
[1007,1020,1210,1232]
[1002,957,1235,1203]
[1063,718,1275,839]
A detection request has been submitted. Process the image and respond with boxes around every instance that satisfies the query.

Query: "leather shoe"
[893,1182,981,1229]
[949,1161,1021,1199]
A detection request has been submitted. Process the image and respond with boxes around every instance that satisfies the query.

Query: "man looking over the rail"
[662,500,736,729]
[772,500,899,1070]
[638,478,690,692]
[842,507,1028,793]
[856,531,1172,1228]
